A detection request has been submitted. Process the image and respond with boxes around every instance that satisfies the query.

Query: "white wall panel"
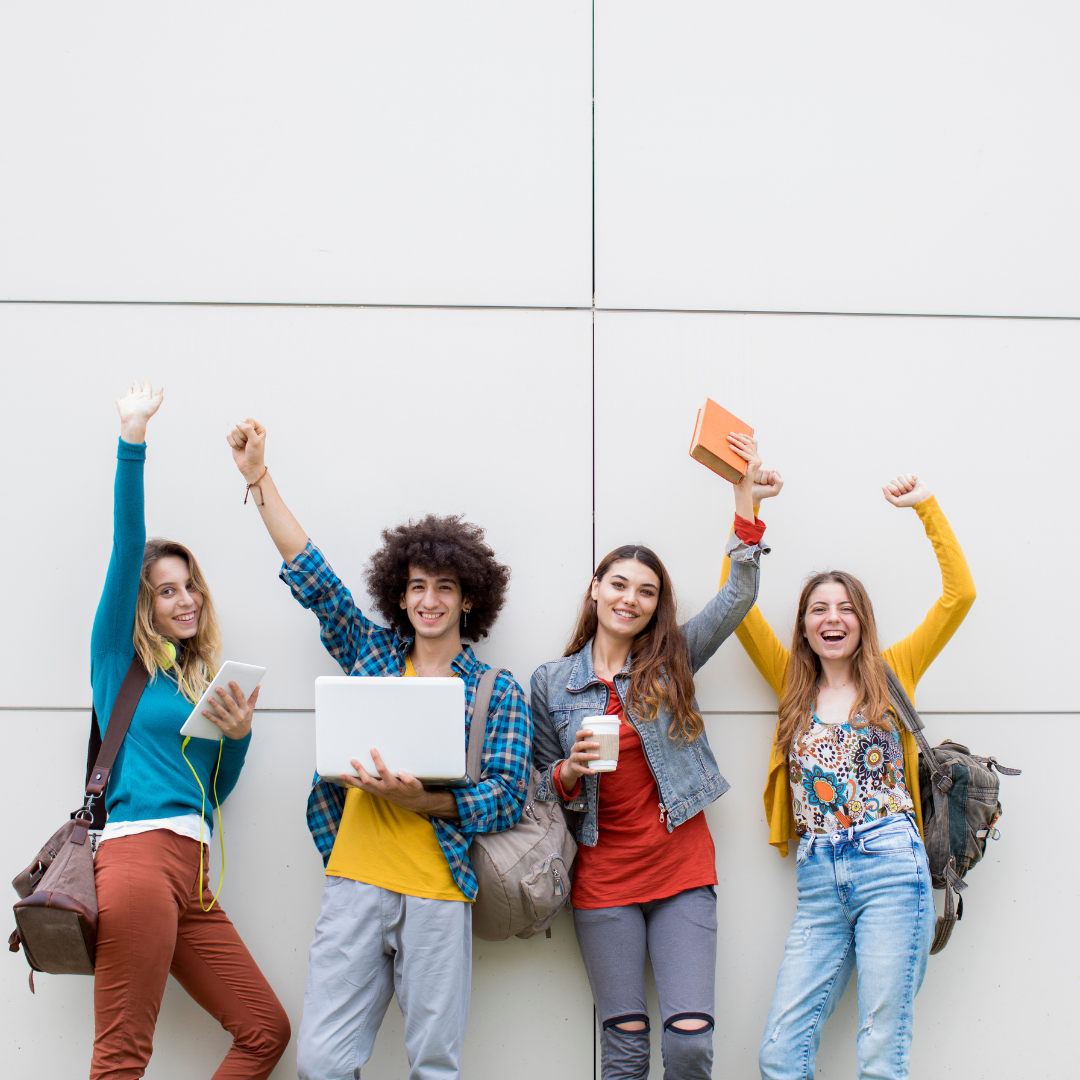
[675,712,1066,1078]
[595,309,1079,713]
[2,6,1074,1075]
[596,3,1080,315]
[0,3,591,307]
[0,712,594,1078]
[0,302,592,708]
[4,709,1067,1077]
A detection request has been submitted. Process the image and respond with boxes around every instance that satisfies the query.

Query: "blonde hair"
[776,570,895,755]
[134,538,221,704]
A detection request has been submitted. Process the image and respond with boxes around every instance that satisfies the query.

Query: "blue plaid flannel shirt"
[281,541,532,900]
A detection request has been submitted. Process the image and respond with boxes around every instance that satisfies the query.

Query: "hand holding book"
[726,431,761,522]
[689,398,753,483]
[688,397,780,519]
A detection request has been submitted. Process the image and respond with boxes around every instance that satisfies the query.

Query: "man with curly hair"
[227,418,532,1080]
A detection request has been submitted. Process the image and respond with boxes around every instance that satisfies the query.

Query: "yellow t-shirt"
[324,654,468,902]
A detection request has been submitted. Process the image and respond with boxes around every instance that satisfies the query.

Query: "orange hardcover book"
[688,399,754,484]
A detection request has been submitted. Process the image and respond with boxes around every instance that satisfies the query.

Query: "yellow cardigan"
[720,496,976,857]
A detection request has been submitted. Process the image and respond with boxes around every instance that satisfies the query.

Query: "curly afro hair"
[365,514,510,641]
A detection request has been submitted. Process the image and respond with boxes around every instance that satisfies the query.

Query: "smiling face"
[591,558,661,643]
[399,564,469,642]
[148,555,204,642]
[803,581,862,662]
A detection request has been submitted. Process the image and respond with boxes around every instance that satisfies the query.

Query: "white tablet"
[315,675,469,786]
[179,661,267,740]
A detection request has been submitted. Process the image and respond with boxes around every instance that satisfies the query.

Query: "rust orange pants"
[91,830,290,1080]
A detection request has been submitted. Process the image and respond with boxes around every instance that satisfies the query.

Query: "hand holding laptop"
[342,748,458,820]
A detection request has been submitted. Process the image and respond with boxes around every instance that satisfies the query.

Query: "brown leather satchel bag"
[9,657,147,990]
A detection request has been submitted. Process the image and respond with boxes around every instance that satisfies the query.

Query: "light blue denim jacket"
[531,532,768,846]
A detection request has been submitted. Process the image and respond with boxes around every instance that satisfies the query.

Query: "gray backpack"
[467,669,577,940]
[885,666,1020,954]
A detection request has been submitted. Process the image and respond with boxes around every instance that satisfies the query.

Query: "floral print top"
[789,716,914,835]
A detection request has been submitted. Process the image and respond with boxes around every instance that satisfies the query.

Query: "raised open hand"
[882,473,932,508]
[115,381,164,443]
[226,418,267,484]
[753,469,784,502]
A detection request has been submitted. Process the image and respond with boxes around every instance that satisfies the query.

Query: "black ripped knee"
[663,1012,714,1035]
[603,1012,651,1033]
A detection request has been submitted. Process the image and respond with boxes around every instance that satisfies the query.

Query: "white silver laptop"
[315,676,469,787]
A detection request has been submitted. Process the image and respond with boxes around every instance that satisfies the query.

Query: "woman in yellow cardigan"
[722,473,975,1080]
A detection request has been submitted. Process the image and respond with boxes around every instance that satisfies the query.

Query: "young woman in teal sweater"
[90,383,289,1079]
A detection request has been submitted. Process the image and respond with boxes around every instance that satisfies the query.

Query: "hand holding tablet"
[180,661,268,740]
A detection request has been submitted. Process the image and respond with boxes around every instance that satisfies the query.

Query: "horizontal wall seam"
[3,299,1079,321]
[594,307,1080,322]
[3,707,1077,715]
[0,298,591,313]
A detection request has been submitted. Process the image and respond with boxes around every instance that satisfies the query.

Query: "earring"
[463,610,469,628]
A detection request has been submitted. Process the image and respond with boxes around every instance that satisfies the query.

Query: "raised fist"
[226,418,267,484]
[882,473,931,508]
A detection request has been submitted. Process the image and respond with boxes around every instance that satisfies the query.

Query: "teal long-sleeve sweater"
[90,439,250,829]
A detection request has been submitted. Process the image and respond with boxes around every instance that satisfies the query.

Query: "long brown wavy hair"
[776,570,895,754]
[134,538,221,704]
[565,545,702,742]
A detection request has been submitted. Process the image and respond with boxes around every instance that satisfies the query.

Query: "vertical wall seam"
[592,7,598,1078]
[591,0,597,578]
[591,0,596,306]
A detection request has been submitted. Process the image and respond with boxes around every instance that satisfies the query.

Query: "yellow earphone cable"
[166,647,226,912]
[180,734,226,912]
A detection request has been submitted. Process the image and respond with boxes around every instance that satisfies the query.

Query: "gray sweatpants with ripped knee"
[574,885,717,1080]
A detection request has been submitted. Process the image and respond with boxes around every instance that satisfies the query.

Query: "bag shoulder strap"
[884,661,968,954]
[85,655,149,800]
[884,663,950,788]
[466,667,508,785]
[882,663,922,732]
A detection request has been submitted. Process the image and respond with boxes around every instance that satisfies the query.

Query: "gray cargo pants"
[296,876,472,1080]
[574,886,718,1080]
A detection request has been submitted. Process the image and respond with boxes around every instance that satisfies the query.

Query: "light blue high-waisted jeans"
[759,814,935,1080]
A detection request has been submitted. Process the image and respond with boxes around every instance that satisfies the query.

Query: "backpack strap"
[466,668,508,786]
[884,663,968,954]
[884,664,953,794]
[931,870,965,955]
[76,655,149,830]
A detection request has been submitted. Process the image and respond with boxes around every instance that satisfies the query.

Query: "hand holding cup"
[559,717,621,792]
[586,718,620,771]
[560,728,600,789]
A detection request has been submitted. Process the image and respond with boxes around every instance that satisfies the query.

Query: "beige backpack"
[467,668,577,940]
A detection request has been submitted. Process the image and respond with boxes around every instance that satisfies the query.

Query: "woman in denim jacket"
[532,432,775,1080]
